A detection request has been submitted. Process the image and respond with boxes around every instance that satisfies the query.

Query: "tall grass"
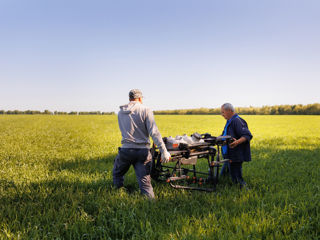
[0,115,319,239]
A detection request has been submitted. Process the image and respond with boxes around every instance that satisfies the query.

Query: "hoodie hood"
[119,101,141,114]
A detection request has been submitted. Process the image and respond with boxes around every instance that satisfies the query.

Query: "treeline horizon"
[1,103,320,115]
[154,103,320,115]
[0,110,115,115]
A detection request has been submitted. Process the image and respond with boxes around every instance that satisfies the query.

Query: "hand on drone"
[229,138,239,148]
[229,137,246,148]
[161,151,171,163]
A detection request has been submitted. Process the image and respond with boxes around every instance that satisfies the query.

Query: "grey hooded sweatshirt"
[118,101,167,154]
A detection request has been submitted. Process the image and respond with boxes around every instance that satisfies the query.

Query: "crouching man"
[113,89,171,198]
[220,103,253,188]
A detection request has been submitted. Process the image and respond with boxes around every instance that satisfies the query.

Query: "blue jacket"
[222,114,253,162]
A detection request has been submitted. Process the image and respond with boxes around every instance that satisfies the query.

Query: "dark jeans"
[113,148,154,198]
[220,161,246,186]
[220,161,230,177]
[230,162,246,185]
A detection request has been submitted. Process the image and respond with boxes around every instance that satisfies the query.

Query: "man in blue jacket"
[220,103,253,188]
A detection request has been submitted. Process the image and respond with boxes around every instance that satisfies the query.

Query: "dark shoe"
[239,182,249,190]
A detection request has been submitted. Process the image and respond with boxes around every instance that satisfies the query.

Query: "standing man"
[113,89,171,198]
[220,103,253,188]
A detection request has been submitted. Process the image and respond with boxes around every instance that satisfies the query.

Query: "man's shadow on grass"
[50,154,115,174]
[48,153,142,194]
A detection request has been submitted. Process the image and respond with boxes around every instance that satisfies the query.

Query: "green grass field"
[0,115,319,239]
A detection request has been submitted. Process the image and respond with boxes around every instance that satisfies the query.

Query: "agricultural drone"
[150,133,234,192]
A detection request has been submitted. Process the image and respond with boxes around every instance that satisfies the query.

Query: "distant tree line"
[0,110,115,115]
[1,103,319,115]
[154,103,320,115]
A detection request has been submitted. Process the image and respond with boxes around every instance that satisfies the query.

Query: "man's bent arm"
[145,109,167,154]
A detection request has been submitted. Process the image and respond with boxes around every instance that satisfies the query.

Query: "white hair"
[221,103,235,112]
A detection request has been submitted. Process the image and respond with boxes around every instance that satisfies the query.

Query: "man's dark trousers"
[230,162,246,186]
[113,148,155,198]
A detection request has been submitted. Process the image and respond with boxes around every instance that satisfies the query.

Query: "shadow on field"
[244,145,320,193]
[49,154,117,174]
[2,146,319,238]
[47,153,142,193]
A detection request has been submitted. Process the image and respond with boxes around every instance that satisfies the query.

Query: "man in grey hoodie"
[113,89,171,198]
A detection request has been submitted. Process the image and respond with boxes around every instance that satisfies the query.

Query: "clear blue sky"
[1,0,319,112]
